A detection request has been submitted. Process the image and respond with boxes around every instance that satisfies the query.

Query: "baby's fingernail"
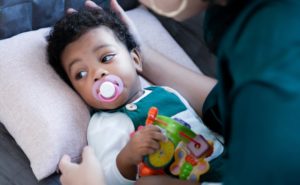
[163,135,168,142]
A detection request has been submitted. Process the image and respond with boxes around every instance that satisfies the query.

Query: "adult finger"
[66,8,77,14]
[84,0,102,10]
[58,154,77,173]
[110,0,128,24]
[81,146,98,164]
[110,0,140,38]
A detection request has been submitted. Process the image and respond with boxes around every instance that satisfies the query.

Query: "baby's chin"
[90,99,126,111]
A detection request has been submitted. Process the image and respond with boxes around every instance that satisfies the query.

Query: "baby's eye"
[75,71,87,80]
[101,54,115,63]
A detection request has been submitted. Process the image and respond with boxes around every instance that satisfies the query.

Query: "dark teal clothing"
[117,86,186,129]
[203,0,300,184]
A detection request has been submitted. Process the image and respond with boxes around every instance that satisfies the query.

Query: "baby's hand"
[126,125,166,165]
[116,125,166,179]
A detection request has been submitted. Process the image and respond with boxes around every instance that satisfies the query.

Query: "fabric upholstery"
[0,123,61,185]
[0,0,138,39]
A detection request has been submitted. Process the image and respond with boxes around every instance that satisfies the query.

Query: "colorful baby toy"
[139,107,214,182]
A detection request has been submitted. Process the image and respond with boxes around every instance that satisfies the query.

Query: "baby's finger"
[144,125,167,140]
[143,124,162,132]
[151,131,167,142]
[140,144,161,155]
[143,139,161,151]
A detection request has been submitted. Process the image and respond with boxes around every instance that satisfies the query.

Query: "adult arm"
[140,45,217,117]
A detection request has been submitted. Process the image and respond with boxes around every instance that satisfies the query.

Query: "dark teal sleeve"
[223,1,300,184]
[226,82,300,184]
[202,84,223,135]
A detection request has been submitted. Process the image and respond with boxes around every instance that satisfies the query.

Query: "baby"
[47,9,223,185]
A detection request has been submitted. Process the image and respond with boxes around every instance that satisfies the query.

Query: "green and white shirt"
[88,86,223,185]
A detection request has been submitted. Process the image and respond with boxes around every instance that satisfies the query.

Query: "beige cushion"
[0,27,90,180]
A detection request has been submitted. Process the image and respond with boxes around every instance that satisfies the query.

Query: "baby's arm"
[88,112,135,185]
[116,125,166,179]
[88,112,165,185]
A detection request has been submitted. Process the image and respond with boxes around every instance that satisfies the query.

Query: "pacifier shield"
[92,75,124,103]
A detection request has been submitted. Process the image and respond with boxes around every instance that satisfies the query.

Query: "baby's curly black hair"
[47,9,138,85]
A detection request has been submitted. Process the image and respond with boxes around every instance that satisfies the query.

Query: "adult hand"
[59,146,106,185]
[135,175,200,185]
[81,0,142,45]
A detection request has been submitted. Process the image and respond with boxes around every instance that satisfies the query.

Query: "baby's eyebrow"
[68,59,81,74]
[93,44,112,53]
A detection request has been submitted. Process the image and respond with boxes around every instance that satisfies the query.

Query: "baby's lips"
[92,75,124,103]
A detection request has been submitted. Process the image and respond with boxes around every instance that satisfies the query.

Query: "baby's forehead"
[62,26,128,61]
[83,26,126,46]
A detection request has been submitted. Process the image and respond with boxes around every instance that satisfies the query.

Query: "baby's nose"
[94,69,108,81]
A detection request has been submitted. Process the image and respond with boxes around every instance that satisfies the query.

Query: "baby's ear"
[130,48,143,72]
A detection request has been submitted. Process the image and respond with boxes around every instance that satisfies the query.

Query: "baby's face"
[61,26,142,110]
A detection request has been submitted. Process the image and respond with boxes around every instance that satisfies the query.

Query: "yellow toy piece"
[146,139,175,169]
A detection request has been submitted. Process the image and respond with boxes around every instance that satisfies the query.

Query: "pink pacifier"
[92,75,124,103]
